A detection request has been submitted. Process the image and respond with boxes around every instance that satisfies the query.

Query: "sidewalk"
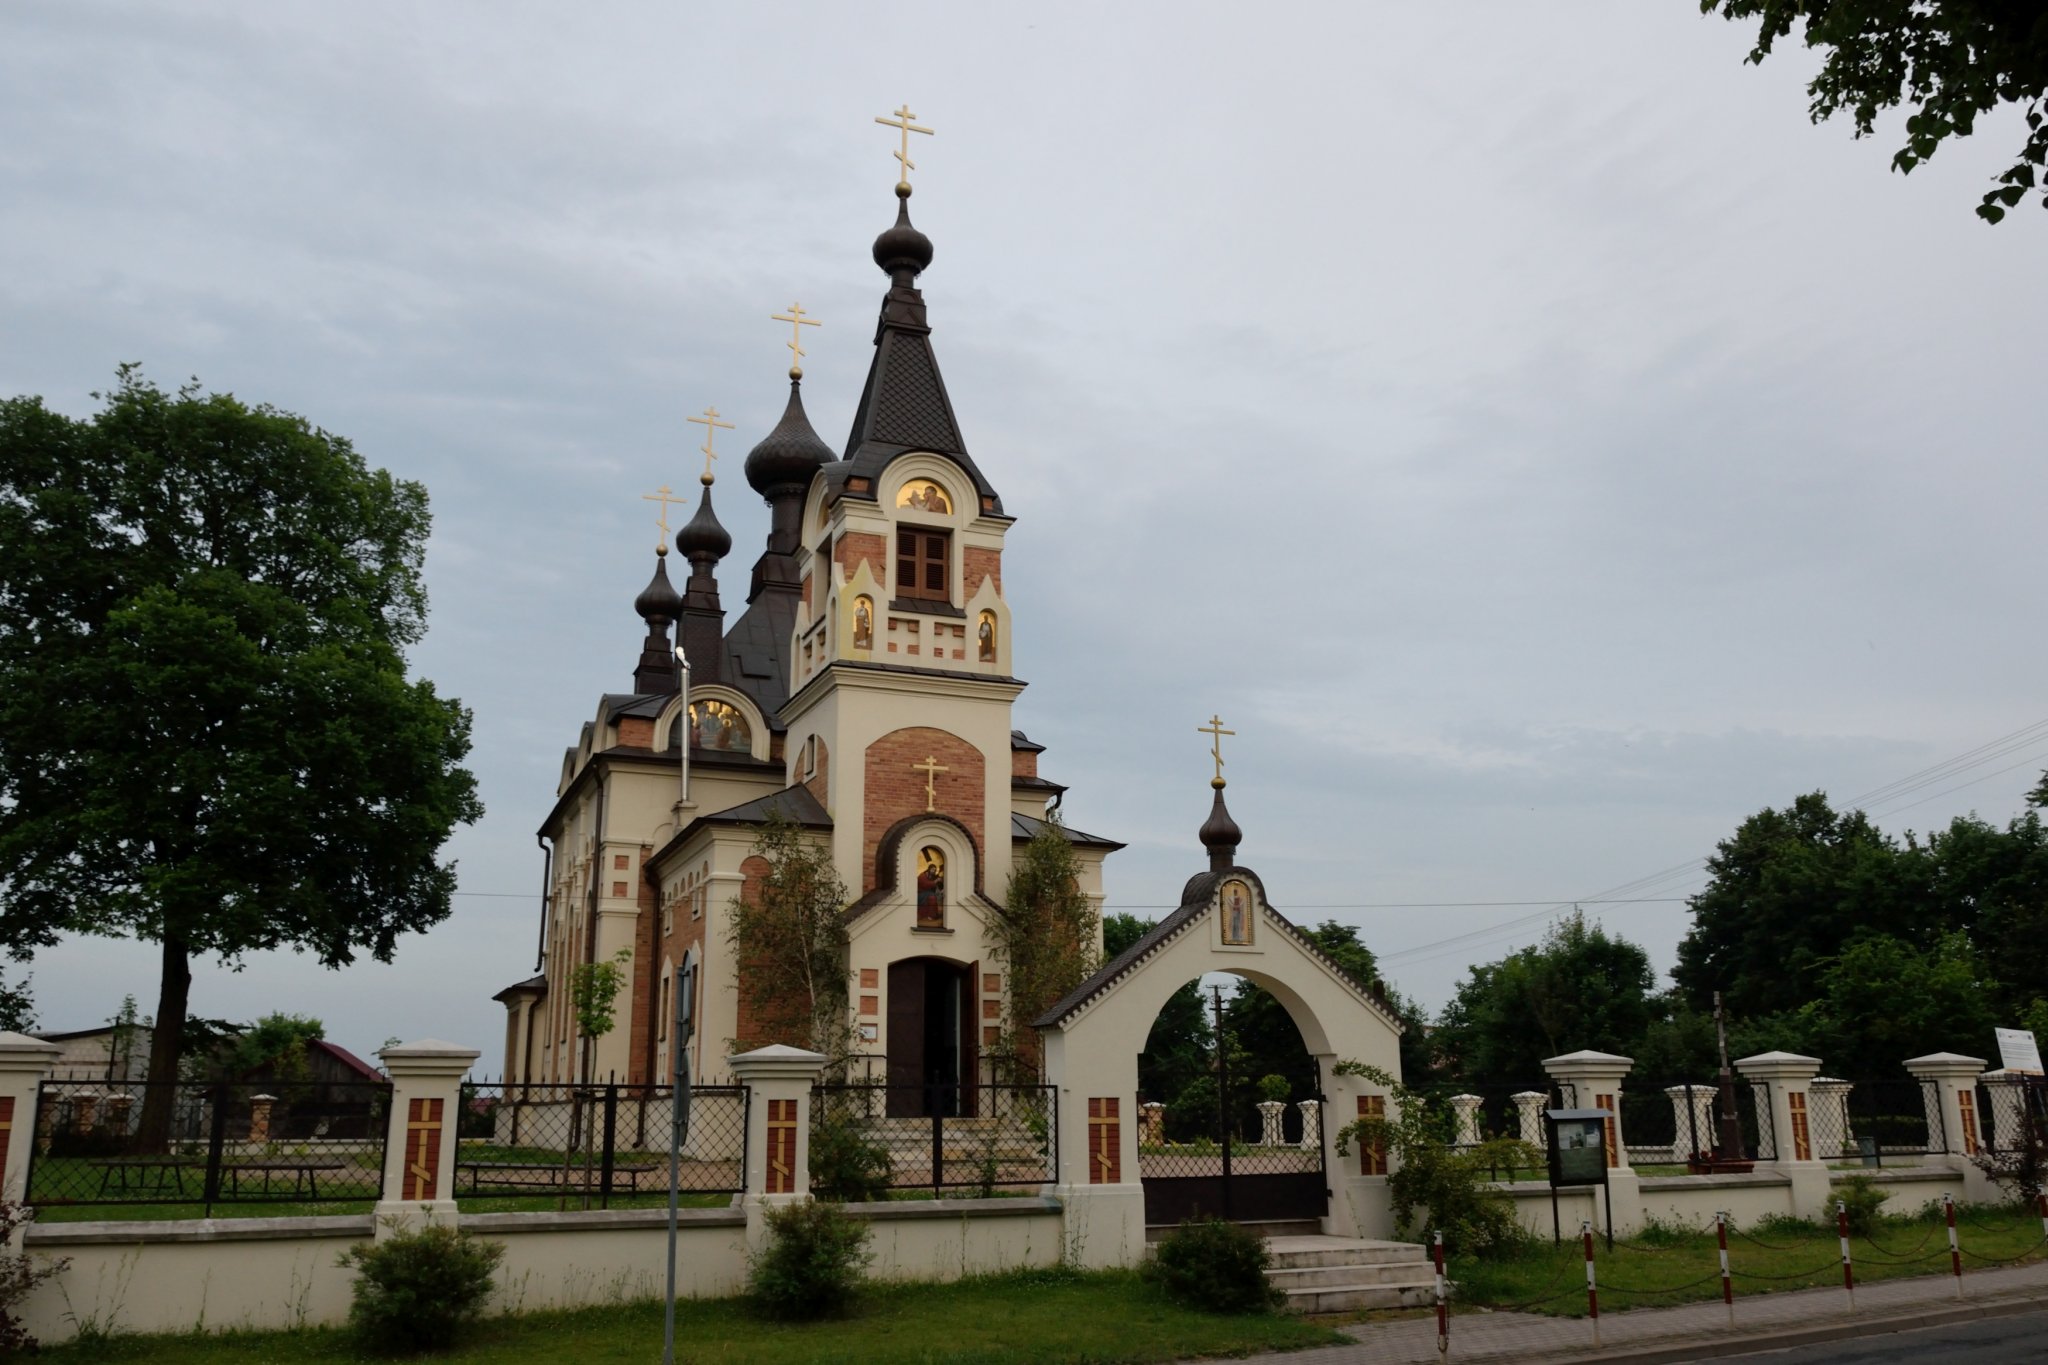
[1227,1260,2048,1364]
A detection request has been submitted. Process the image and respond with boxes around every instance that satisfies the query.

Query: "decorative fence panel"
[809,1082,1055,1198]
[455,1080,748,1208]
[1805,1078,1946,1164]
[26,1078,390,1216]
[1975,1075,2045,1157]
[1427,1083,1558,1179]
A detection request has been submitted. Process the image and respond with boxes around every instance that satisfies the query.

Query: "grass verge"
[1454,1203,2048,1316]
[41,1266,1345,1364]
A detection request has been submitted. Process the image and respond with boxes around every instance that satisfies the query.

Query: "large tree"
[1702,0,2048,223]
[0,369,480,1139]
[1103,912,1211,1105]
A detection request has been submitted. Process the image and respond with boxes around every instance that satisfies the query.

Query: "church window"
[916,846,946,929]
[672,699,752,753]
[896,528,950,601]
[897,480,952,514]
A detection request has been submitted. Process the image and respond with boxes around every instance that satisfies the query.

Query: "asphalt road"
[1720,1305,2048,1362]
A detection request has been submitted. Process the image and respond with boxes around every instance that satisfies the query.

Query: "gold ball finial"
[699,471,714,487]
[1211,776,1226,790]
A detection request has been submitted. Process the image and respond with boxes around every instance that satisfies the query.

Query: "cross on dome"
[640,483,684,553]
[686,406,735,486]
[771,302,821,379]
[1198,714,1235,790]
[874,103,933,191]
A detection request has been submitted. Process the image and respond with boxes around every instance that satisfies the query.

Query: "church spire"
[1197,715,1242,872]
[631,546,683,694]
[675,417,733,685]
[744,306,835,601]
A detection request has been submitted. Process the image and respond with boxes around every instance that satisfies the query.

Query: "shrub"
[337,1220,504,1354]
[749,1199,873,1320]
[1143,1217,1284,1314]
[1257,1073,1291,1104]
[0,1203,69,1355]
[809,1113,893,1202]
[1833,1174,1890,1236]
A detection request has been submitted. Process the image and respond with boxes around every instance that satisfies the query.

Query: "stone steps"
[1264,1235,1437,1314]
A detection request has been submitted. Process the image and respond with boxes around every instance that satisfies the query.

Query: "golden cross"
[874,103,933,189]
[913,754,949,812]
[771,302,822,379]
[685,406,735,485]
[640,484,683,552]
[1198,714,1235,787]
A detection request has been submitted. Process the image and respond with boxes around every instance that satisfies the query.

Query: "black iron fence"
[809,1082,1055,1198]
[1615,1079,1771,1166]
[1416,1083,1557,1178]
[455,1079,748,1207]
[1803,1077,1946,1164]
[27,1078,390,1215]
[1976,1075,2046,1156]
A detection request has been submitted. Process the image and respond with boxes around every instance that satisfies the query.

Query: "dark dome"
[674,483,732,561]
[744,380,835,497]
[633,549,683,623]
[1199,784,1242,858]
[872,186,933,278]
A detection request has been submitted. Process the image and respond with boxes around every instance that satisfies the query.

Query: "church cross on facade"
[772,302,821,379]
[874,103,933,190]
[686,406,734,485]
[1199,714,1235,788]
[640,484,683,552]
[913,754,949,812]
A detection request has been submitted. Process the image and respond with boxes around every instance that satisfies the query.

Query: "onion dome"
[744,380,835,499]
[633,547,682,624]
[872,183,933,279]
[674,480,732,564]
[1199,782,1242,873]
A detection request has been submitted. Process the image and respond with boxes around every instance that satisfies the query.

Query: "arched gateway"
[1035,784,1407,1255]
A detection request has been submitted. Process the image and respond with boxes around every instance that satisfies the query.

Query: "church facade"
[494,178,1121,1101]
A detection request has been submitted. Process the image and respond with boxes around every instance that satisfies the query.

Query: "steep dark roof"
[493,974,548,1002]
[313,1039,387,1083]
[1010,730,1046,753]
[722,590,800,722]
[1010,811,1124,850]
[694,784,831,829]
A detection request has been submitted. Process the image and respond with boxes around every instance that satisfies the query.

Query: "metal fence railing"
[26,1078,390,1215]
[1803,1077,1946,1164]
[809,1082,1055,1198]
[1976,1076,2045,1157]
[455,1079,748,1208]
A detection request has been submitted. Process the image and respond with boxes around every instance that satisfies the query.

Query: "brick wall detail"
[805,739,830,808]
[862,727,986,893]
[835,533,886,586]
[616,717,655,748]
[402,1097,444,1200]
[1011,748,1037,779]
[1088,1097,1120,1184]
[964,547,1002,599]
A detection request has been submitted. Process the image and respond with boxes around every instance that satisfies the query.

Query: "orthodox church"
[494,155,1122,1104]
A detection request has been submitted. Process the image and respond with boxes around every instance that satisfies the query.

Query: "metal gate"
[1135,1087,1328,1226]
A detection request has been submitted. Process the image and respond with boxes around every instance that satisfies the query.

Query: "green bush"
[749,1199,873,1320]
[1257,1073,1291,1104]
[1143,1217,1284,1314]
[809,1112,893,1202]
[337,1220,504,1354]
[1833,1175,1890,1236]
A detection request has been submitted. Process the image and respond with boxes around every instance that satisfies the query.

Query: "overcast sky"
[6,2,2044,1072]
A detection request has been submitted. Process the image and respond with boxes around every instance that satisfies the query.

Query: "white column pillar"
[1665,1084,1715,1163]
[1512,1091,1548,1151]
[0,1032,60,1211]
[1256,1100,1285,1148]
[1734,1051,1829,1217]
[1810,1078,1855,1161]
[728,1044,827,1254]
[1448,1094,1484,1149]
[1297,1099,1321,1152]
[375,1039,480,1234]
[1544,1049,1641,1234]
[1905,1052,1997,1202]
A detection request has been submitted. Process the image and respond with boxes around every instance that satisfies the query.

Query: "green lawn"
[1454,1203,2048,1316]
[44,1268,1345,1364]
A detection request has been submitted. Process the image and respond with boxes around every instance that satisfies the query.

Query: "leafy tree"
[989,813,1101,1080]
[226,1011,325,1079]
[1104,912,1212,1106]
[1702,0,2048,222]
[1674,793,1922,1019]
[1915,811,2048,1019]
[1797,931,2001,1077]
[0,369,480,1143]
[0,973,30,1034]
[1435,911,1659,1085]
[1230,920,1381,1110]
[728,812,853,1062]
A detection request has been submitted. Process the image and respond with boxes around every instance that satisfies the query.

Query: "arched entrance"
[885,956,978,1117]
[1137,970,1327,1225]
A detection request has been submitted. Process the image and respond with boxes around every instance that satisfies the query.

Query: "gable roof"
[1010,811,1124,851]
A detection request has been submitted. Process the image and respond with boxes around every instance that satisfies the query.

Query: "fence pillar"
[1810,1079,1855,1161]
[728,1044,826,1255]
[1544,1050,1641,1234]
[0,1032,60,1212]
[1735,1052,1829,1218]
[374,1039,479,1235]
[1297,1098,1321,1152]
[1512,1091,1549,1151]
[1448,1094,1484,1149]
[1140,1101,1165,1146]
[1666,1084,1716,1162]
[1256,1100,1285,1147]
[1907,1052,1999,1203]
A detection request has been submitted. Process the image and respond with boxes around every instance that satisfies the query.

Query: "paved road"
[1720,1305,2048,1362]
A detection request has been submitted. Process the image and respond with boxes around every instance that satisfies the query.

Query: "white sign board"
[1995,1028,2043,1075]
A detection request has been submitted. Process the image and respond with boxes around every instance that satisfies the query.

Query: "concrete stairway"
[1264,1235,1438,1313]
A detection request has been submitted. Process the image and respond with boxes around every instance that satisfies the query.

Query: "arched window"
[897,480,953,515]
[668,699,753,754]
[916,846,946,929]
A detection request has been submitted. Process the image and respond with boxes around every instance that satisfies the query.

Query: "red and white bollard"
[1946,1193,1963,1299]
[1837,1199,1855,1312]
[1583,1219,1600,1348]
[1716,1210,1734,1326]
[1433,1229,1448,1362]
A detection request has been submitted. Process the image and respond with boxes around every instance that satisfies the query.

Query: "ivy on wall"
[989,814,1101,1081]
